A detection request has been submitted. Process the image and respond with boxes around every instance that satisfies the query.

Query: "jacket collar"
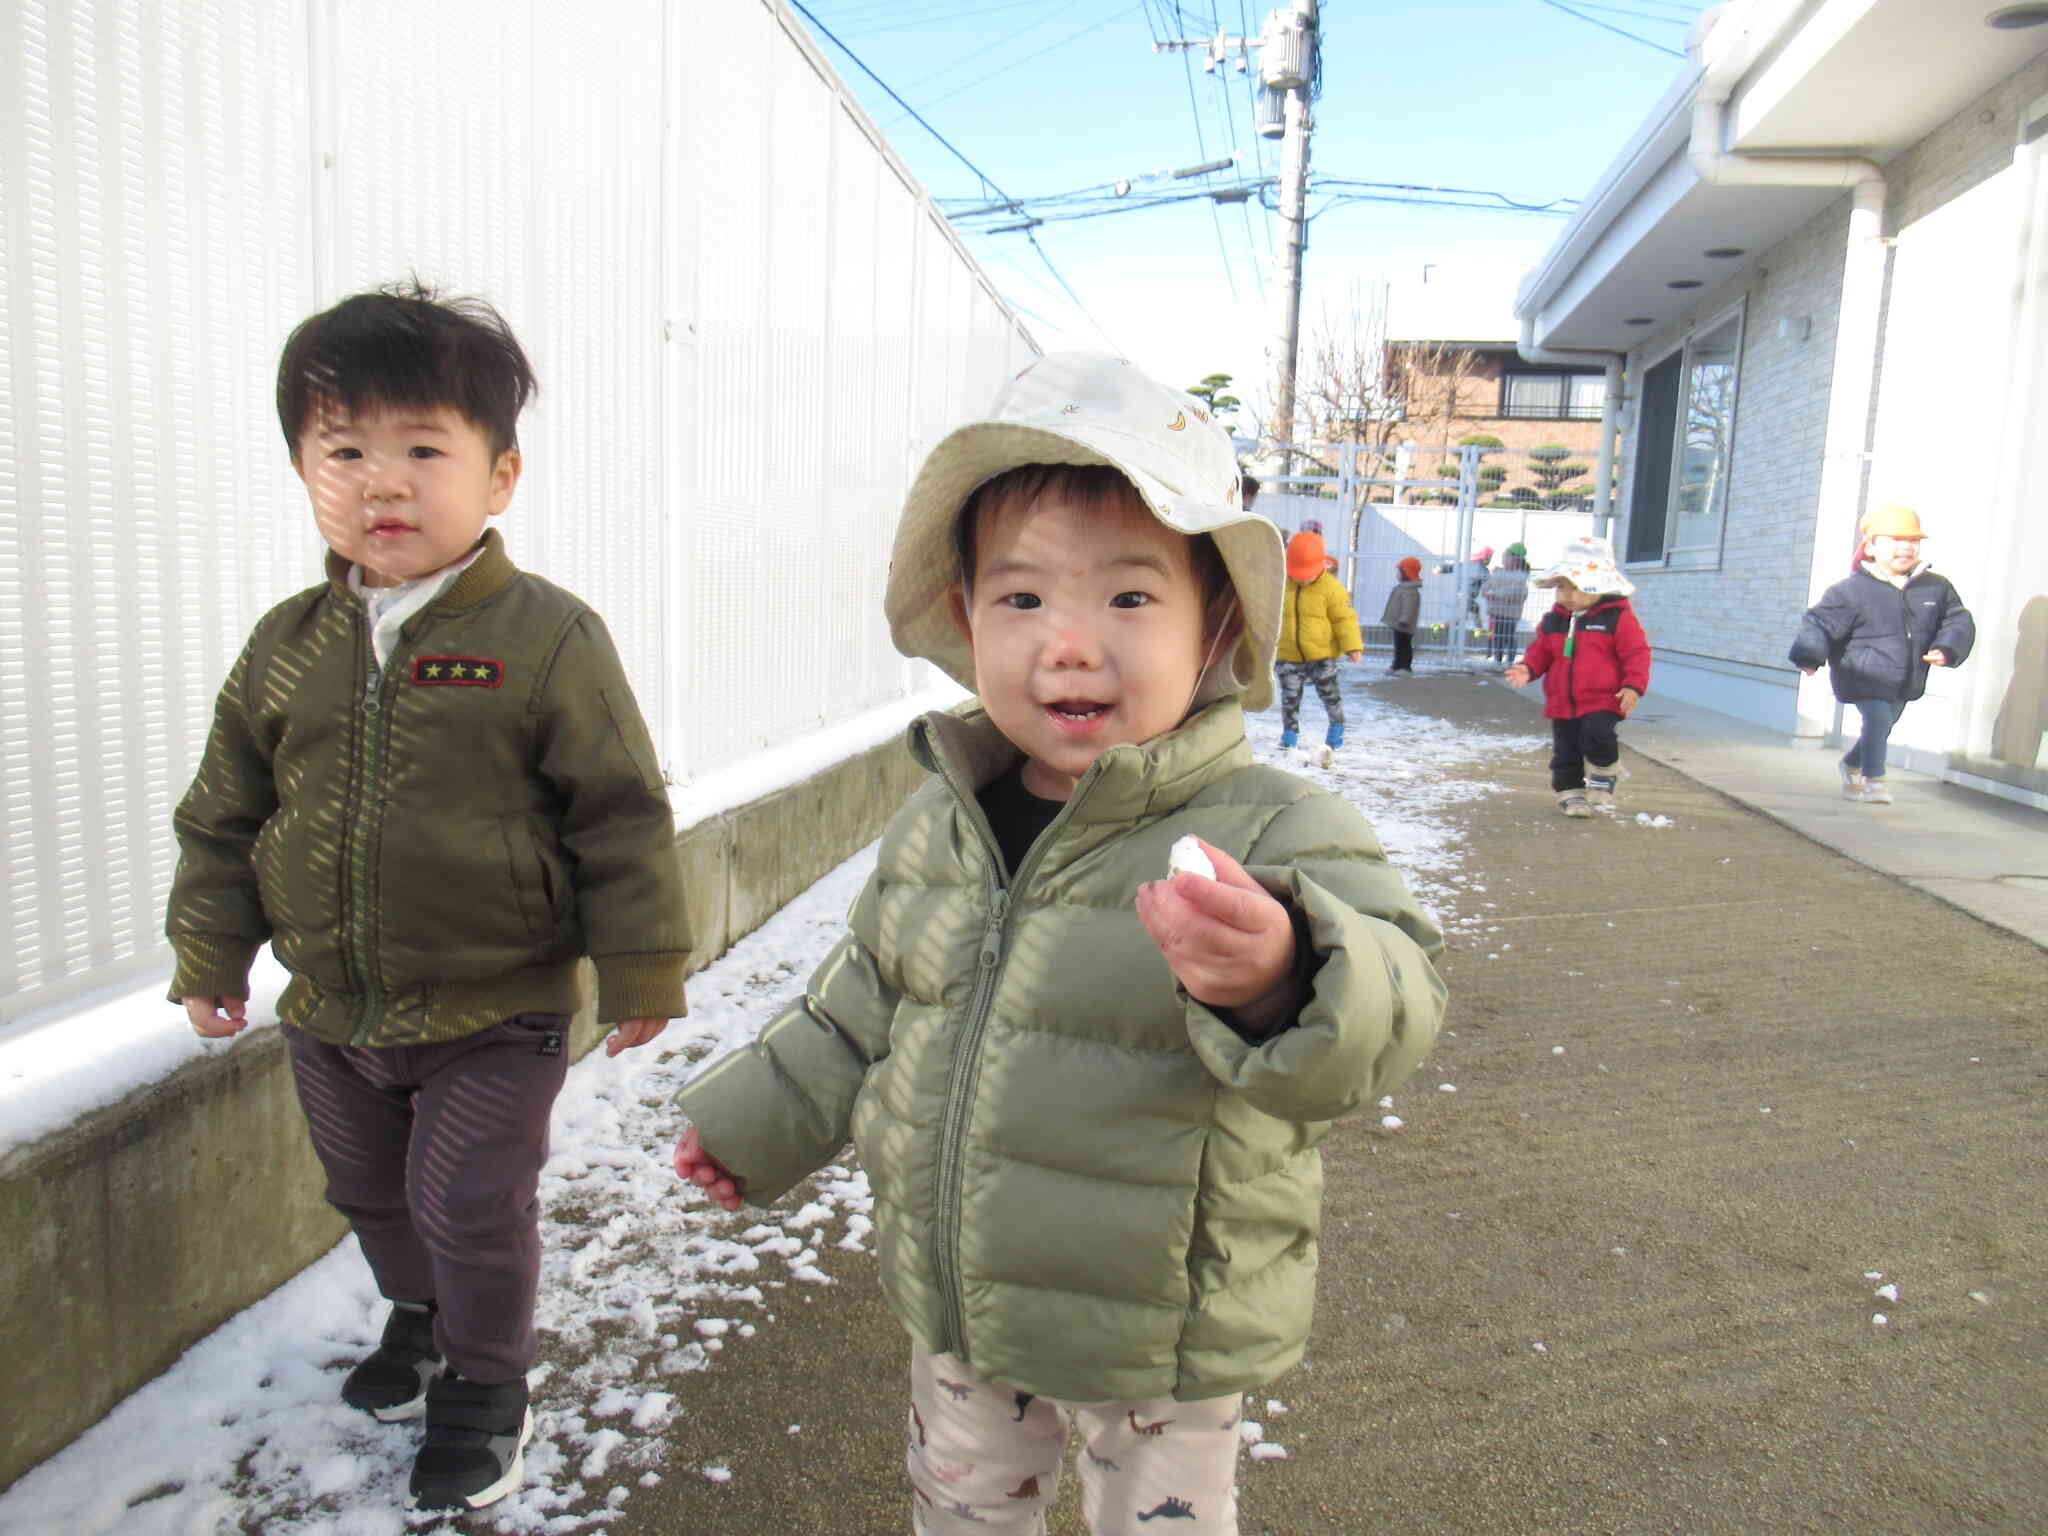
[1555,595,1628,617]
[324,528,519,609]
[912,698,1254,828]
[1858,558,1928,588]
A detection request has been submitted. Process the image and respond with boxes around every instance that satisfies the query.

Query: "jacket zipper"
[343,611,426,1045]
[924,738,1084,1362]
[1563,610,1581,714]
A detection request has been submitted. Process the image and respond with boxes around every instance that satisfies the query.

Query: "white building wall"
[1618,46,2048,772]
[1618,200,1849,728]
[1863,51,2048,794]
[0,0,1034,1025]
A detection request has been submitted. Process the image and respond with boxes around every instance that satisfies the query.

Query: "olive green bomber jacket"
[674,700,1445,1404]
[167,531,690,1046]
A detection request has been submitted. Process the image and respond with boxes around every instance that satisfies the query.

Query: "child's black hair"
[954,464,1229,606]
[276,278,537,459]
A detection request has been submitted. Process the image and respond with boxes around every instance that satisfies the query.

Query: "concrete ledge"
[0,729,925,1491]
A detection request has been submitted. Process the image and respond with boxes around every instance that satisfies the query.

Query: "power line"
[888,0,1091,91]
[836,0,1060,39]
[1171,12,1242,301]
[786,1,1012,201]
[893,3,1146,120]
[786,0,1109,347]
[1533,0,1686,57]
[1026,230,1121,351]
[1568,0,1693,24]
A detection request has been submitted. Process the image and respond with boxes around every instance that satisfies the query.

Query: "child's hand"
[1922,649,1949,666]
[673,1126,744,1211]
[1616,687,1641,717]
[1504,664,1531,688]
[605,1016,668,1056]
[183,996,248,1038]
[1344,650,1363,663]
[1799,665,1818,676]
[1135,838,1298,1022]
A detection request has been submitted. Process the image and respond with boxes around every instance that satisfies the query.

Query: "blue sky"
[793,0,1705,419]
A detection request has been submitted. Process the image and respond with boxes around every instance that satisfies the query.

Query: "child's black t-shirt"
[977,764,1063,880]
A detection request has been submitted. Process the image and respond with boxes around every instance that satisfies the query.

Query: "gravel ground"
[621,676,2048,1535]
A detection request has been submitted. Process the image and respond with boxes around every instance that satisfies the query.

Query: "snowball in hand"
[1168,835,1216,881]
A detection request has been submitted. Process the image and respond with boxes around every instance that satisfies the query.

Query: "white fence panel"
[0,0,1034,1027]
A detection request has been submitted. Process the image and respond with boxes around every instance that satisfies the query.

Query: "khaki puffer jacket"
[167,532,690,1046]
[1277,572,1364,663]
[674,701,1444,1403]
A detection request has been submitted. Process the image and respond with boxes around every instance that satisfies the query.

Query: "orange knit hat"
[1396,555,1422,580]
[1286,531,1332,582]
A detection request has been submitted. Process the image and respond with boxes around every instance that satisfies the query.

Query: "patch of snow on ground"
[0,852,876,1536]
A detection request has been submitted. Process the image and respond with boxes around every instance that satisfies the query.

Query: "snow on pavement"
[0,671,1529,1535]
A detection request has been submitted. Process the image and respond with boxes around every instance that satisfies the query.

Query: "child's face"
[950,491,1219,802]
[1868,533,1923,575]
[1554,583,1600,613]
[294,403,520,588]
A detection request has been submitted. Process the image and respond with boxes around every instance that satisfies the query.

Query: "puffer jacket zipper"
[923,742,1085,1362]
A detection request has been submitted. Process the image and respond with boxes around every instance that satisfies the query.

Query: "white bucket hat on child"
[1534,535,1634,597]
[884,351,1285,712]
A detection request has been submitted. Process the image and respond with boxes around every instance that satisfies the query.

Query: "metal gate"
[1255,442,1605,666]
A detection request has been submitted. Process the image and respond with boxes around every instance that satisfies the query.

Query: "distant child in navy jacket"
[1789,505,1973,805]
[1506,536,1651,818]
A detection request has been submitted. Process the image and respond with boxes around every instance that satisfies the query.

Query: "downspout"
[1517,315,1623,542]
[1686,1,1888,737]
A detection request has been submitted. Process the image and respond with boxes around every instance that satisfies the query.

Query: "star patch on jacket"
[411,656,504,687]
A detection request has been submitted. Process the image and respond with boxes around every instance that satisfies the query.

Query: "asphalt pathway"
[618,676,2047,1535]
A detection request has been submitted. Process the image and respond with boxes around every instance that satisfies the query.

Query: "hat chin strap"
[1183,594,1241,721]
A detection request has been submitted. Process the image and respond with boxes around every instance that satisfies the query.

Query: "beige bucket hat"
[884,351,1285,712]
[1534,534,1635,597]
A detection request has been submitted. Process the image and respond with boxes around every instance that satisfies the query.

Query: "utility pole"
[1152,3,1319,462]
[1263,0,1317,460]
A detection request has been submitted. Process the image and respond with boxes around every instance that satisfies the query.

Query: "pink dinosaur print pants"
[906,1343,1243,1534]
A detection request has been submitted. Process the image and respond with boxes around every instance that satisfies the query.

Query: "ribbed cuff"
[592,951,689,1023]
[167,935,261,1004]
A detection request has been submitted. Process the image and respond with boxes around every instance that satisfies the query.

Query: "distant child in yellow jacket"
[1276,522,1363,753]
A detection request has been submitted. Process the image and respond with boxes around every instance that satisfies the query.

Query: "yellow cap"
[1860,504,1925,539]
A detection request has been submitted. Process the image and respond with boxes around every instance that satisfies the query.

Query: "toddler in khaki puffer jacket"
[673,352,1446,1535]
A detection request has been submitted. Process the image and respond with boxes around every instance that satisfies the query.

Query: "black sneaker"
[340,1301,441,1421]
[407,1371,534,1512]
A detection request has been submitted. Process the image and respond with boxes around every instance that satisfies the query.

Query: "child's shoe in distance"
[408,1372,533,1512]
[1325,722,1345,749]
[1279,728,1298,749]
[1860,779,1893,804]
[1584,766,1627,808]
[1559,791,1593,819]
[1839,761,1865,799]
[341,1300,440,1421]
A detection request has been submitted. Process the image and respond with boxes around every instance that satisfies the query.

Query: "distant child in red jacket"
[1505,536,1651,818]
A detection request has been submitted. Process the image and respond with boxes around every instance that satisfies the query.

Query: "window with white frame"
[1625,308,1743,568]
[1500,367,1605,420]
